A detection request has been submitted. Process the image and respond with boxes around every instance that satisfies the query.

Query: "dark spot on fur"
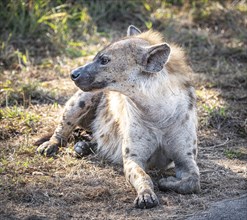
[128,167,132,173]
[136,167,146,177]
[183,81,192,89]
[128,174,131,180]
[77,93,103,131]
[193,139,197,145]
[193,148,197,155]
[134,174,137,179]
[131,153,137,157]
[125,148,130,154]
[189,103,193,110]
[147,138,151,142]
[70,101,75,107]
[91,92,103,103]
[181,113,190,125]
[100,134,104,138]
[187,152,192,156]
[147,156,152,163]
[188,90,196,110]
[91,81,108,89]
[79,101,85,108]
[105,118,111,123]
[67,122,72,126]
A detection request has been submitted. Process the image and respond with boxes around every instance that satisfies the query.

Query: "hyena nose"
[71,69,81,80]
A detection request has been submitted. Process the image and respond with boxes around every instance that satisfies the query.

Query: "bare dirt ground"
[0,3,246,220]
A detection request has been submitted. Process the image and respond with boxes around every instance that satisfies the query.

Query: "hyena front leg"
[37,91,102,156]
[123,136,159,209]
[159,133,200,194]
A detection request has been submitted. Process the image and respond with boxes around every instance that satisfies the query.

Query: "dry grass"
[0,1,246,219]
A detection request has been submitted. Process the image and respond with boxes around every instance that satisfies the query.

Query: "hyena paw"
[36,141,59,157]
[159,175,200,194]
[159,176,178,191]
[73,141,95,158]
[134,189,159,209]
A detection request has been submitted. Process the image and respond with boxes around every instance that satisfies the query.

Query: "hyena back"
[37,25,200,209]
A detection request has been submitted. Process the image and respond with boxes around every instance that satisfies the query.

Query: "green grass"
[0,0,154,68]
[0,106,40,135]
[2,0,243,69]
[224,149,243,160]
[0,0,96,67]
[1,76,64,107]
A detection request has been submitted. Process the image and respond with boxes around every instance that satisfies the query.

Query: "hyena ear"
[127,25,141,36]
[142,43,171,73]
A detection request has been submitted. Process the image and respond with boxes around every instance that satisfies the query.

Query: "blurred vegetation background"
[0,0,246,69]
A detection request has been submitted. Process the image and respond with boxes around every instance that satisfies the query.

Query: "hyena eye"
[100,56,110,65]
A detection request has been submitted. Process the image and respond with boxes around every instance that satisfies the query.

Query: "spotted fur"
[37,25,200,209]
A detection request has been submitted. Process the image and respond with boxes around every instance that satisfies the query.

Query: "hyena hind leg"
[36,91,102,157]
[159,158,200,194]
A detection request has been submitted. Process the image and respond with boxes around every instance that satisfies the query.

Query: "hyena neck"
[122,71,184,119]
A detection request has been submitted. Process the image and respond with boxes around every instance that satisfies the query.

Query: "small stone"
[32,171,44,176]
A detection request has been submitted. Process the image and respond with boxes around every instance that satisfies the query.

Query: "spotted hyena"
[37,25,200,209]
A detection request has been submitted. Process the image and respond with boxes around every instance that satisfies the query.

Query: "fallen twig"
[207,138,230,148]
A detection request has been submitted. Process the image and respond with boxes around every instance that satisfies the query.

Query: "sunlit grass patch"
[197,88,228,129]
[0,106,41,140]
[196,86,246,138]
[0,140,83,192]
[1,76,64,107]
[0,106,40,123]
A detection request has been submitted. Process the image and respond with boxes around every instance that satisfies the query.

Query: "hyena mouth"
[76,80,108,92]
[73,75,108,92]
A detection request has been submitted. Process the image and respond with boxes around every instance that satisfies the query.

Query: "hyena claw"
[36,141,59,157]
[134,189,159,209]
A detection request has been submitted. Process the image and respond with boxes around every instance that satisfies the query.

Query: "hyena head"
[71,25,171,92]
